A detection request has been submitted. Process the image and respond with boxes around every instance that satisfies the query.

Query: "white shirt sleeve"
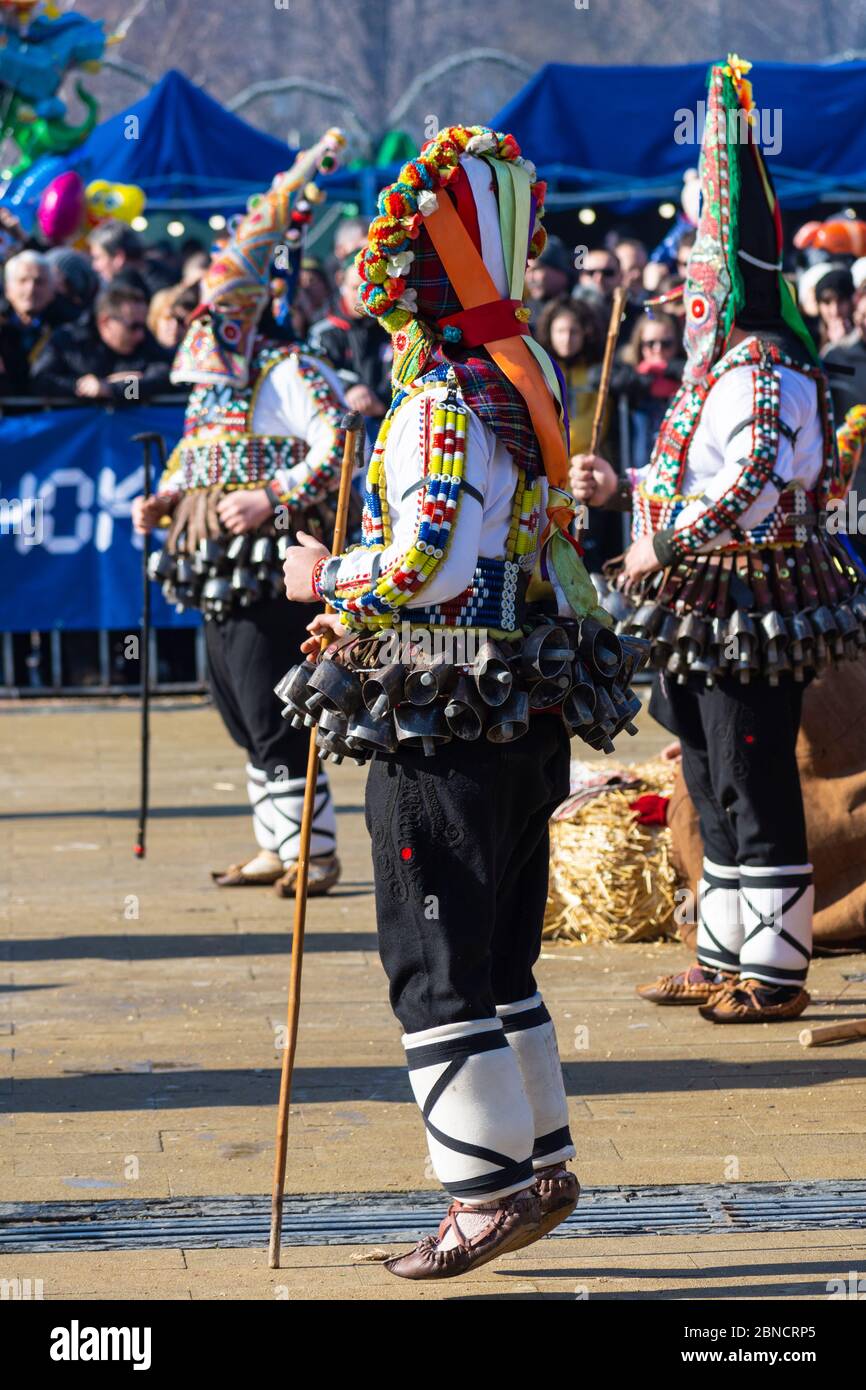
[251,353,346,503]
[674,364,815,547]
[324,388,494,611]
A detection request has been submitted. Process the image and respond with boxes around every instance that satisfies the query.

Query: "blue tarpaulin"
[3,69,296,221]
[0,404,192,632]
[491,61,866,208]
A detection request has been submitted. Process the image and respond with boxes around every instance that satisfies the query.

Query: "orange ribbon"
[423,192,573,531]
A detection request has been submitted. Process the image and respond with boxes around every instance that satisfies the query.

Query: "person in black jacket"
[31,284,171,401]
[0,250,62,396]
[307,254,390,418]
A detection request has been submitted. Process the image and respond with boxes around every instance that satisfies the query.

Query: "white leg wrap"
[402,1017,536,1203]
[267,773,336,865]
[246,763,277,852]
[695,858,742,972]
[738,864,813,987]
[497,994,575,1169]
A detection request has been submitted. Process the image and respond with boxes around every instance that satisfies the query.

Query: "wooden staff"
[588,285,628,457]
[799,1019,866,1047]
[268,409,362,1269]
[130,431,167,860]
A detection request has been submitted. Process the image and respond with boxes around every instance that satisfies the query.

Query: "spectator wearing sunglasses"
[32,285,171,401]
[577,247,641,336]
[619,311,685,469]
[147,282,200,355]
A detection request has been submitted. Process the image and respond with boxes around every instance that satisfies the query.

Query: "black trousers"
[650,671,808,867]
[364,714,571,1035]
[204,596,319,781]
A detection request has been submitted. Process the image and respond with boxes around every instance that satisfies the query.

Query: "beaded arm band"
[665,360,783,559]
[322,386,470,625]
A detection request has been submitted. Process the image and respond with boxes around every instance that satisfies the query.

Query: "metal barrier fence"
[0,391,641,697]
[0,627,207,698]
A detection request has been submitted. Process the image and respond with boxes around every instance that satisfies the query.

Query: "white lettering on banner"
[96,465,145,553]
[18,468,95,556]
[15,465,145,556]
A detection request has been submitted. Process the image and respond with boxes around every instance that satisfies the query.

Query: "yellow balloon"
[85,180,146,226]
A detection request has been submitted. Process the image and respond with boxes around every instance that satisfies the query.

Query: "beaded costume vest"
[165,341,308,492]
[347,372,544,637]
[635,339,837,550]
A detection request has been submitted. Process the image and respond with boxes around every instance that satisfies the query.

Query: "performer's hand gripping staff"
[130,432,167,859]
[268,410,362,1269]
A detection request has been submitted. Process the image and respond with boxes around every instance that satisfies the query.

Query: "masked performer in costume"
[132,130,349,898]
[280,125,648,1278]
[573,58,866,1023]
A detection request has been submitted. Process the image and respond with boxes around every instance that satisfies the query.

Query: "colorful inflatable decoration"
[35,167,84,241]
[36,170,146,244]
[84,178,145,228]
[0,3,113,178]
[795,215,866,258]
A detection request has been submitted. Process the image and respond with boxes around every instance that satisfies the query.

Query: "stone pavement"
[1,698,865,1300]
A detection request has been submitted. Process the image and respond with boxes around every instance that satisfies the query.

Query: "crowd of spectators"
[4,197,866,690]
[2,201,864,437]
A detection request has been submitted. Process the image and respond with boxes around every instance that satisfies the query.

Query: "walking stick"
[588,285,628,457]
[131,431,167,859]
[268,410,362,1268]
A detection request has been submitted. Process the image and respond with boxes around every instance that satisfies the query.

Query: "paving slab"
[1,699,865,1300]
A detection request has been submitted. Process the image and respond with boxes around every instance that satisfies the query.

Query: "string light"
[131,216,148,231]
[166,220,186,238]
[578,207,596,225]
[208,214,227,230]
[658,202,677,219]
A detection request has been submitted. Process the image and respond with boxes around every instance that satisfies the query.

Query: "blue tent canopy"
[491,61,866,209]
[4,69,296,220]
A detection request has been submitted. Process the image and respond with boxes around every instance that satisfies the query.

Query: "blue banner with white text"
[0,405,194,632]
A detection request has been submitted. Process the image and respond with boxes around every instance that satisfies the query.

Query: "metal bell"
[759,610,790,685]
[444,675,486,740]
[250,536,276,568]
[592,684,618,732]
[848,590,866,625]
[230,566,261,606]
[520,625,572,680]
[833,603,862,653]
[486,690,530,744]
[628,600,665,639]
[198,538,225,568]
[529,677,569,711]
[473,641,513,707]
[149,547,176,581]
[201,576,232,617]
[582,723,615,755]
[274,661,318,726]
[726,609,759,683]
[609,683,641,736]
[306,658,363,716]
[345,707,398,754]
[362,662,407,720]
[786,611,814,681]
[651,610,680,666]
[705,616,727,678]
[618,633,652,682]
[576,616,623,681]
[175,555,195,585]
[562,680,596,730]
[676,612,709,665]
[393,703,451,757]
[811,604,844,661]
[226,535,250,564]
[405,659,457,706]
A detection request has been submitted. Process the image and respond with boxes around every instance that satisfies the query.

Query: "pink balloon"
[37,172,87,244]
